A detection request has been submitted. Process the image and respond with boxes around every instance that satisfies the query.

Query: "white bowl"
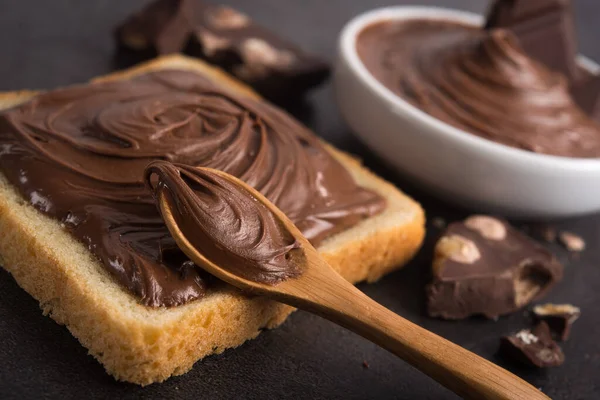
[334,6,600,218]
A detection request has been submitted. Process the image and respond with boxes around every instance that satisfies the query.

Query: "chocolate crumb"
[500,321,565,368]
[527,223,557,243]
[362,360,370,369]
[559,231,585,252]
[533,303,580,341]
[540,225,557,243]
[432,217,446,229]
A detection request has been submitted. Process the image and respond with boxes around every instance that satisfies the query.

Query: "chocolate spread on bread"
[356,19,600,158]
[0,70,385,307]
[146,162,302,284]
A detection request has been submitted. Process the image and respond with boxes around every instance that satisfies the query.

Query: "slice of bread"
[0,55,425,385]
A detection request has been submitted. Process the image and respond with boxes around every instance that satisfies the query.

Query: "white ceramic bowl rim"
[340,6,600,169]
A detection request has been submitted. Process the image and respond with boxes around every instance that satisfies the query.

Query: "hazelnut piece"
[198,30,230,56]
[208,7,250,29]
[465,215,506,240]
[435,235,481,264]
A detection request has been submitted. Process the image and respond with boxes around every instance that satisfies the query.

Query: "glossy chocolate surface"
[0,69,384,306]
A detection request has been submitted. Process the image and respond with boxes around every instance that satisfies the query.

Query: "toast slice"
[0,55,425,385]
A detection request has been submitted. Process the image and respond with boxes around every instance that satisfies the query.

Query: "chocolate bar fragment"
[500,322,565,367]
[485,0,600,123]
[116,0,330,100]
[485,0,579,81]
[533,303,581,341]
[426,215,563,320]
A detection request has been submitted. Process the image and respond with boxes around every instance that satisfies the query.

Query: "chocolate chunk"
[431,217,446,229]
[485,0,579,81]
[533,303,581,340]
[540,225,557,243]
[571,73,600,122]
[500,321,565,367]
[426,215,563,320]
[116,0,330,100]
[116,0,190,54]
[529,223,558,243]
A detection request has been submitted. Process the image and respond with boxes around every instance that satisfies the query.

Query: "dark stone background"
[0,1,598,399]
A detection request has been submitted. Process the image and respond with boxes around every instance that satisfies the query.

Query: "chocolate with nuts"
[533,303,581,341]
[427,215,563,319]
[500,321,565,367]
[116,0,330,100]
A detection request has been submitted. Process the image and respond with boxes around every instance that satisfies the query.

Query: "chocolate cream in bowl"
[356,19,600,158]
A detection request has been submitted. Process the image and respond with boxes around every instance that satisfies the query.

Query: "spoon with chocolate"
[145,160,548,400]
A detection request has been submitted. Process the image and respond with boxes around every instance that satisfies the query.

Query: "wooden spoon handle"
[285,272,549,400]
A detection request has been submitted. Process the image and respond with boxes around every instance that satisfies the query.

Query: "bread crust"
[0,55,425,385]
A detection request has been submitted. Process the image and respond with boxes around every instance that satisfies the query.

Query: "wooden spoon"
[158,167,549,400]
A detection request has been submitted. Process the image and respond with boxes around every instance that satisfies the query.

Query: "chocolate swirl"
[146,162,302,284]
[357,20,600,158]
[0,70,384,307]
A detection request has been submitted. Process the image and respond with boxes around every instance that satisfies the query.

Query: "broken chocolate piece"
[533,303,581,340]
[485,0,579,81]
[116,0,191,54]
[116,0,330,100]
[500,321,565,367]
[538,224,557,243]
[431,217,446,229]
[427,215,563,320]
[527,223,557,243]
[485,0,600,123]
[558,231,585,252]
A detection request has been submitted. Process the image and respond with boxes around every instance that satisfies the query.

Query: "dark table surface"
[0,1,599,399]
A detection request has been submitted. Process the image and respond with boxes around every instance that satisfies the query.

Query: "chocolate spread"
[356,19,600,158]
[0,70,385,307]
[146,162,303,284]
